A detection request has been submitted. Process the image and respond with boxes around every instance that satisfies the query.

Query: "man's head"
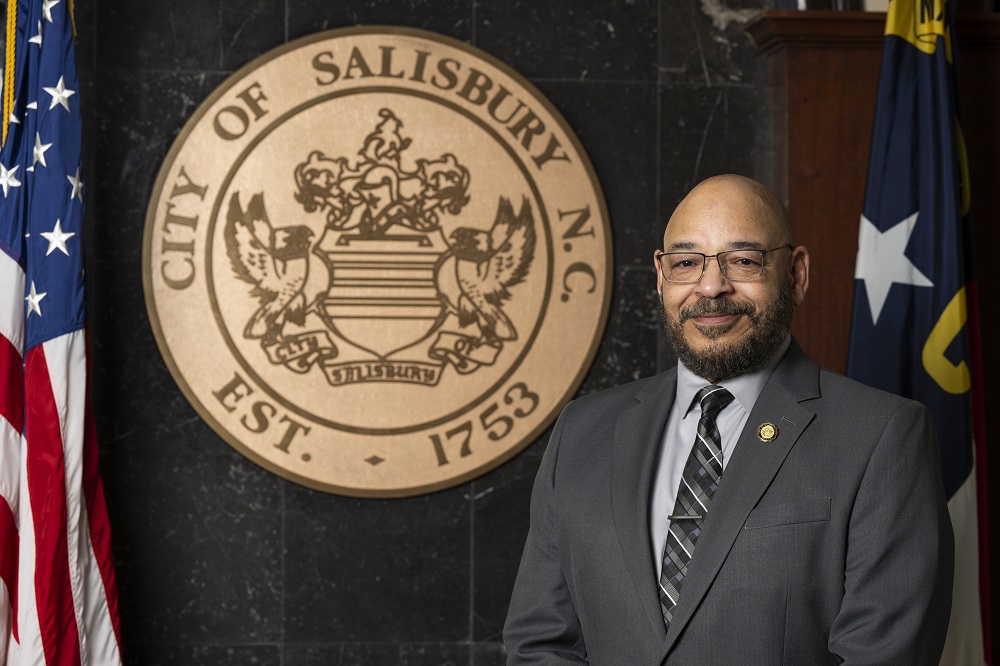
[656,175,810,383]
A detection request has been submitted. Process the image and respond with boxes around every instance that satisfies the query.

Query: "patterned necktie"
[658,385,735,627]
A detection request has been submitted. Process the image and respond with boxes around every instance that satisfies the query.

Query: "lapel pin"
[757,422,778,442]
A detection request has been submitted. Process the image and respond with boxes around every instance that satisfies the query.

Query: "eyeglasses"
[654,245,793,283]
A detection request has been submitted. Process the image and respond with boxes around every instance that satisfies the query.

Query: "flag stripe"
[43,333,90,663]
[81,388,123,655]
[0,250,25,355]
[0,485,18,647]
[78,511,121,666]
[17,434,44,663]
[25,345,82,666]
[0,333,22,437]
[0,221,23,659]
[944,475,984,662]
[0,416,19,519]
[46,331,123,665]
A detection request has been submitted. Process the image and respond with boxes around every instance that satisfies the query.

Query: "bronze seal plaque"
[143,27,612,497]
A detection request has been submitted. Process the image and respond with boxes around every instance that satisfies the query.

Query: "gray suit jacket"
[504,341,954,665]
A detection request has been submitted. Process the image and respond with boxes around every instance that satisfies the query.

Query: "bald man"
[504,176,953,665]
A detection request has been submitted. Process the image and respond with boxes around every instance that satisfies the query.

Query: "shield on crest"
[319,231,448,359]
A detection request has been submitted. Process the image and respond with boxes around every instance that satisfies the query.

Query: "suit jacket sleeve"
[504,407,588,665]
[828,399,955,664]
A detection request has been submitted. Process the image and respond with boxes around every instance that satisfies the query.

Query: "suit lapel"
[612,369,677,641]
[661,342,820,657]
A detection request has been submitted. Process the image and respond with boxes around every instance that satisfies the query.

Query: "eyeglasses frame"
[654,244,794,283]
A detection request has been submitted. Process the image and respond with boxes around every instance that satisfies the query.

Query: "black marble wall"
[76,1,772,663]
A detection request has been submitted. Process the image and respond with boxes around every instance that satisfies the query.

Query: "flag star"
[0,164,21,197]
[68,168,83,201]
[42,0,61,22]
[43,76,75,112]
[9,99,20,125]
[40,219,75,256]
[33,132,53,168]
[26,101,37,110]
[29,21,42,46]
[25,281,47,317]
[855,212,934,325]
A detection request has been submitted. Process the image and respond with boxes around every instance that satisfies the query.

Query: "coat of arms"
[224,108,536,386]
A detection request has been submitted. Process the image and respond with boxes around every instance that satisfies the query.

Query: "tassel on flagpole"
[2,0,17,146]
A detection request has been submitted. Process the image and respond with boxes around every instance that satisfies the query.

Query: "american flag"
[0,0,122,663]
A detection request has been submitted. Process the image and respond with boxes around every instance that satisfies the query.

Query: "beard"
[660,279,794,382]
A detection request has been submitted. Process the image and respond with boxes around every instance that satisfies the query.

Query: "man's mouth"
[691,313,740,327]
[678,299,755,339]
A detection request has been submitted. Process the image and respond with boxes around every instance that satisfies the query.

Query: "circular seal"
[142,27,612,497]
[757,422,778,442]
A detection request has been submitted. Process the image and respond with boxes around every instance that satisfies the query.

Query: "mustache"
[680,298,755,323]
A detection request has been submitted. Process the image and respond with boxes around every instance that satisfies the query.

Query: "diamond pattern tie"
[658,385,735,627]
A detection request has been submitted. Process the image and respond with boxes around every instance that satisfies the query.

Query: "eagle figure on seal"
[443,197,536,343]
[223,192,329,343]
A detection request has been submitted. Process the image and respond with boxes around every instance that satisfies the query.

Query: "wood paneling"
[747,11,884,373]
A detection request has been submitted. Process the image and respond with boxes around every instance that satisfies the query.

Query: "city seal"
[142,26,612,497]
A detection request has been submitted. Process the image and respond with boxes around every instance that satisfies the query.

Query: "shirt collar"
[676,335,792,418]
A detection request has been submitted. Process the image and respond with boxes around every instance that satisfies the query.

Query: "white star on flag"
[43,76,75,112]
[42,0,61,22]
[0,164,21,197]
[68,168,83,201]
[855,212,934,325]
[29,20,42,46]
[9,98,20,125]
[25,281,47,317]
[33,132,52,168]
[40,219,75,256]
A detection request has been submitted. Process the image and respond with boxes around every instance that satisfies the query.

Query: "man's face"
[655,179,808,382]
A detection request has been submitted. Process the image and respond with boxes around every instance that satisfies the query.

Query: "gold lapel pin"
[757,422,778,442]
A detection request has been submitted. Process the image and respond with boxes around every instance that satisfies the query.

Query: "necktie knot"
[696,385,735,420]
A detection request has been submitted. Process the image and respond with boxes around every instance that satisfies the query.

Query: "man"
[503,175,954,665]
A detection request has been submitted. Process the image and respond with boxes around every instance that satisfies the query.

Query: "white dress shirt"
[650,336,791,577]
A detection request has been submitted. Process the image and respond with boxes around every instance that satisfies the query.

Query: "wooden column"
[747,8,1000,646]
[747,11,884,373]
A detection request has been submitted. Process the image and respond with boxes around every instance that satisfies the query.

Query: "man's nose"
[696,258,735,297]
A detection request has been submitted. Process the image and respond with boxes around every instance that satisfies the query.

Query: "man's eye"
[727,255,762,267]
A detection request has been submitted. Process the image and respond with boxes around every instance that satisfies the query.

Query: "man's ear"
[790,246,810,306]
[654,249,664,300]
